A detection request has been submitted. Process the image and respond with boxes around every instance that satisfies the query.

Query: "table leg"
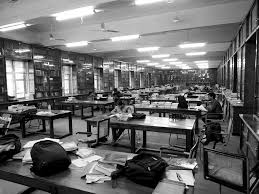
[20,119,26,138]
[195,114,199,133]
[42,120,46,132]
[186,130,193,152]
[72,105,75,115]
[159,113,162,117]
[69,114,73,135]
[91,106,94,117]
[49,119,54,138]
[142,131,146,148]
[131,129,136,153]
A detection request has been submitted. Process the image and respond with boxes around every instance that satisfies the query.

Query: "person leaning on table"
[110,100,133,142]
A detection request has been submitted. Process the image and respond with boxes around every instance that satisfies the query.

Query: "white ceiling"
[0,0,253,69]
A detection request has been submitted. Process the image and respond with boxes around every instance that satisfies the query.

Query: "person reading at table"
[202,92,223,121]
[110,100,133,142]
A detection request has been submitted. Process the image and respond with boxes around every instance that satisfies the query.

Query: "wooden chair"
[203,147,259,194]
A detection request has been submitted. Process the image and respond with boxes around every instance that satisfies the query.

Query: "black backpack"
[112,153,168,188]
[0,134,21,162]
[132,113,146,119]
[30,140,71,176]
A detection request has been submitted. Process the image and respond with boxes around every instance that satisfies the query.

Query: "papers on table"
[165,170,195,186]
[194,105,207,112]
[36,111,56,116]
[168,158,198,170]
[101,152,128,166]
[72,155,102,168]
[76,148,95,158]
[23,138,61,149]
[61,142,78,152]
[22,149,32,164]
[152,179,185,194]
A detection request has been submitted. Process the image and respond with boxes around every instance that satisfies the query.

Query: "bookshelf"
[33,47,62,98]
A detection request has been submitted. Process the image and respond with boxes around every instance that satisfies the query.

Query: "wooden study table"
[0,109,73,138]
[0,148,194,194]
[60,100,114,119]
[149,98,177,103]
[110,116,196,153]
[134,105,201,131]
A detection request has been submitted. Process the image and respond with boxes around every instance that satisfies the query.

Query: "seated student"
[110,100,133,142]
[205,92,223,120]
[177,95,188,109]
[112,88,122,105]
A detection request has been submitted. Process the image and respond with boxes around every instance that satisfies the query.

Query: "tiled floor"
[0,109,242,194]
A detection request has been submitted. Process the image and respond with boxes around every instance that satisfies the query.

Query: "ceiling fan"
[90,22,119,33]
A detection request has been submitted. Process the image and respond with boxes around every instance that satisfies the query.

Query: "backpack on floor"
[112,153,168,188]
[30,140,71,176]
[0,134,21,162]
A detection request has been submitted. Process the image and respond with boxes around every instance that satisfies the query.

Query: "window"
[140,72,144,88]
[114,70,120,88]
[129,71,135,88]
[62,65,77,95]
[94,68,103,91]
[6,60,34,99]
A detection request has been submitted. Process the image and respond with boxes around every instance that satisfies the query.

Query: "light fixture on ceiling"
[0,21,29,32]
[186,52,206,56]
[169,61,182,65]
[66,41,88,47]
[137,47,160,52]
[103,61,113,65]
[152,54,170,58]
[33,55,44,60]
[194,60,208,63]
[179,42,206,48]
[196,63,209,69]
[163,58,178,62]
[137,60,150,63]
[14,49,31,53]
[147,62,159,66]
[161,66,171,69]
[173,16,180,23]
[52,6,95,21]
[135,0,166,6]
[111,34,140,42]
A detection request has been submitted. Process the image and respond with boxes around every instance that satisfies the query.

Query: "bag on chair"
[30,140,71,176]
[202,122,223,145]
[0,134,21,162]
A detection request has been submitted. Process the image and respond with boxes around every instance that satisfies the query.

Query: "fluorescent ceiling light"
[52,6,95,21]
[135,0,165,6]
[186,52,206,56]
[33,55,44,60]
[182,66,191,69]
[137,60,150,63]
[14,49,30,53]
[169,61,182,65]
[161,66,171,69]
[103,62,113,65]
[179,42,206,48]
[111,34,140,42]
[147,62,159,66]
[152,54,170,58]
[163,58,178,62]
[66,41,88,47]
[194,60,208,63]
[0,22,28,32]
[137,47,160,52]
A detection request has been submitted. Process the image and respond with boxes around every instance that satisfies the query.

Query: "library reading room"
[0,0,258,194]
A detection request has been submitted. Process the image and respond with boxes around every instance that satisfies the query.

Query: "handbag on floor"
[30,140,71,176]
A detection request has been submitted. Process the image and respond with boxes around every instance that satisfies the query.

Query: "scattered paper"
[166,170,195,186]
[72,155,102,168]
[61,142,78,152]
[23,138,61,149]
[76,148,95,158]
[22,149,32,163]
